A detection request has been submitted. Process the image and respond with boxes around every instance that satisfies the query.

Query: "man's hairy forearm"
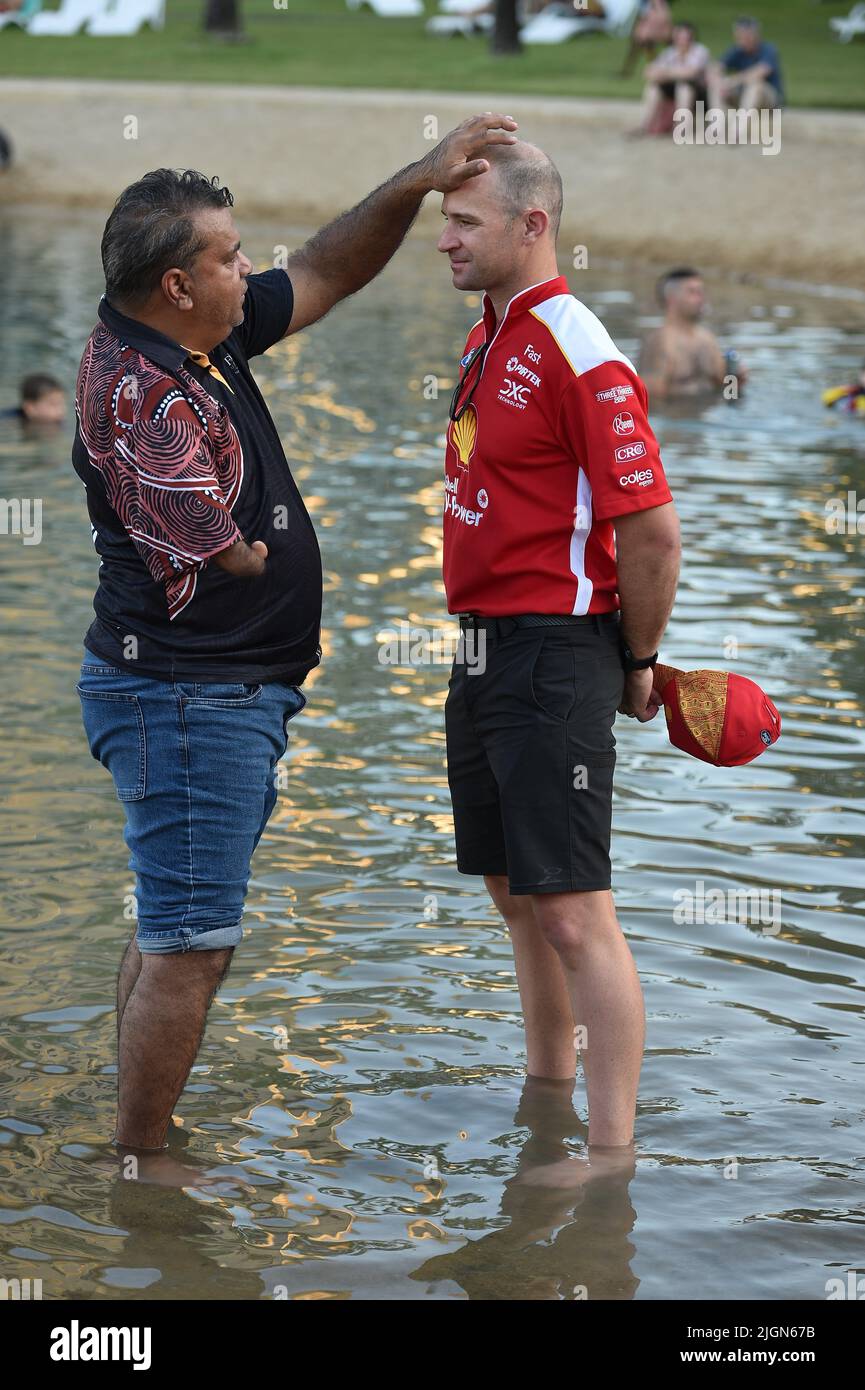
[289,159,430,302]
[617,533,681,657]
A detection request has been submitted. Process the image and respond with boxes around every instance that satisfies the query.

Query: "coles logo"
[618,444,653,485]
[612,411,635,436]
[615,441,647,464]
[619,467,654,487]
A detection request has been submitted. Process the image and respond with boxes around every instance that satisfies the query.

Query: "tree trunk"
[490,0,522,55]
[204,0,241,37]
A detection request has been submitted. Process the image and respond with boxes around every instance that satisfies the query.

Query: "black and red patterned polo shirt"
[72,268,322,684]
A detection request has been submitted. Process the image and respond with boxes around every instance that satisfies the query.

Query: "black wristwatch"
[620,640,658,673]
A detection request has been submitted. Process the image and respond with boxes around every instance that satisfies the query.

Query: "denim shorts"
[77,649,307,954]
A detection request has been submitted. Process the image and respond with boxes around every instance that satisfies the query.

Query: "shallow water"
[1,205,864,1301]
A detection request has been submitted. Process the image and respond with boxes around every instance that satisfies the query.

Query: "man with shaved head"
[437,140,681,1154]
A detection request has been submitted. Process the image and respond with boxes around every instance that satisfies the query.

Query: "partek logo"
[504,359,541,387]
[619,466,654,487]
[612,411,635,436]
[596,384,634,404]
[499,379,531,408]
[615,441,647,465]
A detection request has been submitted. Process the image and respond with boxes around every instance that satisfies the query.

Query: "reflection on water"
[1,206,864,1301]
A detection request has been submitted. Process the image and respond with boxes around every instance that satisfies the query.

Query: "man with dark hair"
[633,21,711,136]
[707,16,784,113]
[640,267,747,400]
[73,115,517,1180]
[1,373,65,425]
[438,141,681,1153]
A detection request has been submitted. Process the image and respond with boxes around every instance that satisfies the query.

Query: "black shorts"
[445,616,626,896]
[659,79,707,102]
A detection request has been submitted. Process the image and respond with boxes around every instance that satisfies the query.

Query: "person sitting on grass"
[620,0,674,77]
[707,16,784,116]
[631,20,710,136]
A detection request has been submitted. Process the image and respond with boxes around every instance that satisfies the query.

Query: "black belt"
[458,612,620,638]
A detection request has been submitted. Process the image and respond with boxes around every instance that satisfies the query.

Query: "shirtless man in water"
[640,267,748,401]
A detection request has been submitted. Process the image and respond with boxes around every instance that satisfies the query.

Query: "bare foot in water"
[102,1143,242,1191]
[513,1144,636,1189]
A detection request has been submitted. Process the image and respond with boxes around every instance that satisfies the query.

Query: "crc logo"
[499,378,530,408]
[615,441,648,465]
[612,411,635,436]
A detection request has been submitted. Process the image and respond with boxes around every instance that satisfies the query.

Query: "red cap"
[652,664,781,767]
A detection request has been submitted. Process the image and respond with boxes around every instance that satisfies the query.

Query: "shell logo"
[449,403,478,471]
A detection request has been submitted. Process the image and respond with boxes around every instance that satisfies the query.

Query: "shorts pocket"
[77,688,147,801]
[175,681,264,708]
[282,685,307,726]
[527,640,587,723]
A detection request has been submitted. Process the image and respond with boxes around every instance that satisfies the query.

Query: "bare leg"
[632,80,664,134]
[620,37,640,77]
[530,890,645,1148]
[741,78,774,112]
[706,74,729,111]
[485,875,576,1081]
[117,932,142,1039]
[115,947,234,1150]
[674,80,697,115]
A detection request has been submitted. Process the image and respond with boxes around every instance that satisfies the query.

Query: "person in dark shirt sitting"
[707,15,784,113]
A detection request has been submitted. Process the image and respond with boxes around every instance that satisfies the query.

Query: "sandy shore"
[1,79,864,288]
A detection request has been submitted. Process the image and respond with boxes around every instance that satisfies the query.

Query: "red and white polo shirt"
[442,275,673,616]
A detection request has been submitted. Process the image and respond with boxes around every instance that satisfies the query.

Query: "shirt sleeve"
[556,360,673,522]
[122,392,244,609]
[762,43,780,76]
[234,268,294,359]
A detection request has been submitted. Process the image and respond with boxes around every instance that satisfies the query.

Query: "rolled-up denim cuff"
[136,922,244,955]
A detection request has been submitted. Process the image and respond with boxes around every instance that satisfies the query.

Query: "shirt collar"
[481,275,569,341]
[97,295,189,373]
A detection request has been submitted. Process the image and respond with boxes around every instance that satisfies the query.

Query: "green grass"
[1,0,863,109]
